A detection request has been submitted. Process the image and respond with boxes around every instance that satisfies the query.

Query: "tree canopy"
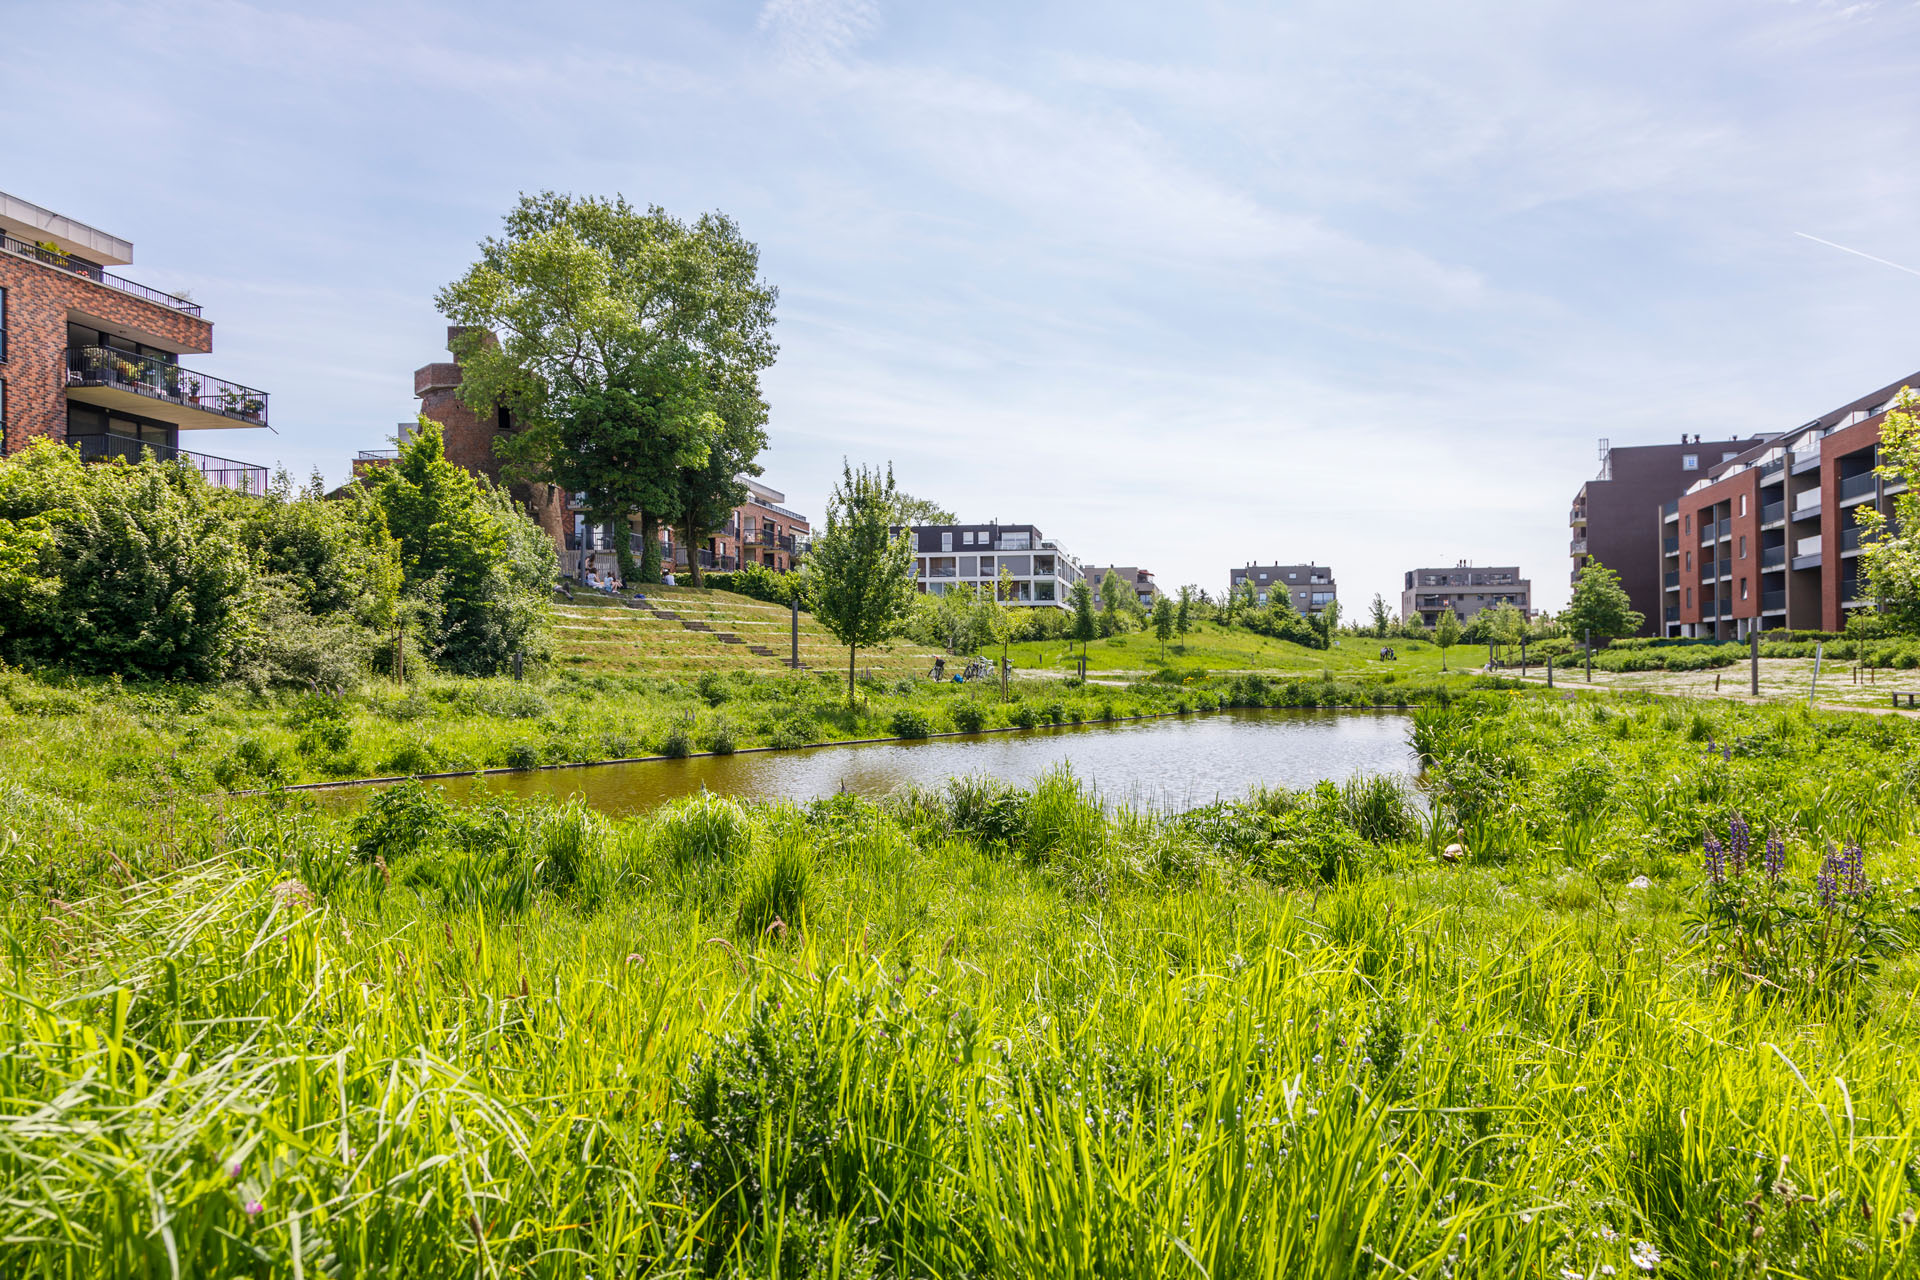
[1563,559,1644,643]
[437,192,777,584]
[892,493,956,527]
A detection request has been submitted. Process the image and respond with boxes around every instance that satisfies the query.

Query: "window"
[0,285,7,362]
[962,531,974,545]
[1685,551,1692,570]
[1288,572,1297,580]
[1682,454,1699,471]
[1723,452,1739,463]
[1738,495,1747,517]
[1738,536,1746,558]
[940,532,952,551]
[1740,578,1748,601]
[1257,572,1267,581]
[1684,514,1691,533]
[1686,587,1693,608]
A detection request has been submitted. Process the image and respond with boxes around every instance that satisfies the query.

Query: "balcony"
[1791,493,1821,519]
[1664,570,1680,589]
[1665,605,1679,622]
[1760,545,1786,569]
[1661,536,1679,556]
[356,448,398,462]
[1699,561,1716,582]
[1718,601,1733,618]
[1761,502,1784,526]
[995,536,1033,551]
[1838,472,1878,505]
[1791,451,1822,475]
[1762,590,1786,613]
[1569,537,1588,556]
[69,432,266,496]
[2,232,202,317]
[1662,500,1679,521]
[746,494,808,523]
[1569,507,1587,527]
[65,347,268,430]
[1699,520,1717,545]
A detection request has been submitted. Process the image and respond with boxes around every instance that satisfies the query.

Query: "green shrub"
[658,715,695,758]
[1011,704,1039,729]
[889,708,932,738]
[348,778,450,863]
[653,793,754,869]
[951,702,987,734]
[702,717,738,755]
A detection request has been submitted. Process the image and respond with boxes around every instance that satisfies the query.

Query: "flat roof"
[0,191,133,266]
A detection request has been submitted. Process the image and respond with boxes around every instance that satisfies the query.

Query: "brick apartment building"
[1663,371,1912,639]
[1228,563,1337,613]
[1401,563,1530,625]
[1569,435,1767,635]
[387,329,807,577]
[1081,565,1160,609]
[0,190,270,494]
[904,523,1081,608]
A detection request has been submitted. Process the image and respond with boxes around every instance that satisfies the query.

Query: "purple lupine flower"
[1817,843,1840,910]
[1704,833,1726,885]
[1764,832,1785,883]
[1728,814,1750,875]
[1842,839,1867,898]
[1723,745,1733,763]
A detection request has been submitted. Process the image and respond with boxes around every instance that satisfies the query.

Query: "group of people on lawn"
[582,555,672,598]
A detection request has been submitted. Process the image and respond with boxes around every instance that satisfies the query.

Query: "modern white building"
[902,522,1081,608]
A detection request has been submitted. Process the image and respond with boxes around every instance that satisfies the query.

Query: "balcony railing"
[1760,545,1786,569]
[1662,536,1679,555]
[1662,499,1679,519]
[69,432,266,496]
[1699,561,1716,581]
[1569,538,1588,555]
[1838,473,1878,502]
[1664,570,1680,588]
[1665,605,1679,621]
[1761,502,1784,525]
[1762,590,1786,613]
[66,347,268,428]
[3,233,204,316]
[746,494,808,523]
[1718,601,1733,618]
[1699,520,1718,544]
[356,448,399,461]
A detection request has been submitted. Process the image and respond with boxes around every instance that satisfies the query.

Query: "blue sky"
[9,0,1920,611]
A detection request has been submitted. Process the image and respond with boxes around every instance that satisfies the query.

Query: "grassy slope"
[1007,621,1470,679]
[3,694,1919,1274]
[1512,655,1920,711]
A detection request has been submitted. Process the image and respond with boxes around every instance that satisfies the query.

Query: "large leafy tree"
[892,492,956,526]
[1098,568,1130,637]
[671,403,762,587]
[1562,558,1645,645]
[436,192,777,584]
[809,462,916,703]
[1860,388,1920,631]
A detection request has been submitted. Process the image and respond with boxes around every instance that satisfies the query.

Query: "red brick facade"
[0,252,212,454]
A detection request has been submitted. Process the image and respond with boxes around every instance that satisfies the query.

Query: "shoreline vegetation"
[2,689,1918,1274]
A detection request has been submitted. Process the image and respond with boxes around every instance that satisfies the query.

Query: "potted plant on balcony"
[182,377,201,405]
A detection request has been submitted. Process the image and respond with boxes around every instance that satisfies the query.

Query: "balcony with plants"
[2,233,203,317]
[64,347,269,430]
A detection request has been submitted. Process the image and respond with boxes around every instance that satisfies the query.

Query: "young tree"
[437,193,777,584]
[1174,585,1193,640]
[1482,601,1527,664]
[1860,388,1920,631]
[1562,558,1645,646]
[1368,593,1392,638]
[808,462,916,704]
[1432,607,1461,671]
[979,567,1027,701]
[1152,593,1175,659]
[1098,568,1129,637]
[1069,576,1096,664]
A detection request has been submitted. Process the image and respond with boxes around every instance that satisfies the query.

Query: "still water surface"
[348,709,1417,817]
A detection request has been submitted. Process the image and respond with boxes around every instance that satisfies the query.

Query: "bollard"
[1750,631,1759,698]
[513,650,523,682]
[1585,628,1592,683]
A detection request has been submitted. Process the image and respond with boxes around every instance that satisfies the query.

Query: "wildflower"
[1704,834,1726,885]
[1818,844,1841,910]
[244,1200,264,1218]
[1563,1270,1585,1280]
[1764,832,1785,882]
[1728,814,1750,873]
[1630,1240,1661,1271]
[1842,840,1867,898]
[228,1161,242,1179]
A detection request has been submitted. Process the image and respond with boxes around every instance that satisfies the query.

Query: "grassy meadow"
[1008,622,1472,680]
[4,688,1920,1275]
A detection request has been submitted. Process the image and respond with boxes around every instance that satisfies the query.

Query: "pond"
[328,709,1419,817]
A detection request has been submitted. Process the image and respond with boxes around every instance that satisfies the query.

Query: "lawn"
[1511,655,1920,712]
[1006,620,1473,680]
[3,691,1918,1275]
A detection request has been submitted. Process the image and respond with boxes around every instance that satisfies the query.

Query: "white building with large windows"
[901,522,1081,609]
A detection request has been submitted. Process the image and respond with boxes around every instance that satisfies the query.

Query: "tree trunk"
[1001,639,1009,703]
[638,513,663,584]
[612,514,638,586]
[680,519,705,588]
[848,645,857,706]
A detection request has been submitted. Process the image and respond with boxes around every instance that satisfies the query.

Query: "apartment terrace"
[1,232,201,317]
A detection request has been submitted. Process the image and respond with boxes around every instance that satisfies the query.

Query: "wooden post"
[1750,630,1759,697]
[1546,654,1554,688]
[1520,638,1528,678]
[791,597,800,669]
[513,650,523,682]
[1809,642,1823,706]
[1585,628,1592,683]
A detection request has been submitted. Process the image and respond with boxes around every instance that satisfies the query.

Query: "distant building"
[1570,435,1767,636]
[1228,563,1337,613]
[1081,566,1160,610]
[1401,563,1530,625]
[902,522,1081,609]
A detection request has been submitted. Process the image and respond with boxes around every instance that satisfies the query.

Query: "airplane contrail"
[1795,231,1920,279]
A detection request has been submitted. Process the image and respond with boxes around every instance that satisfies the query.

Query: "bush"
[889,707,932,738]
[702,716,738,755]
[951,702,987,734]
[349,778,451,863]
[653,793,754,869]
[658,715,695,758]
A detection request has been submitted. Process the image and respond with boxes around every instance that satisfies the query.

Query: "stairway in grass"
[552,585,931,677]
